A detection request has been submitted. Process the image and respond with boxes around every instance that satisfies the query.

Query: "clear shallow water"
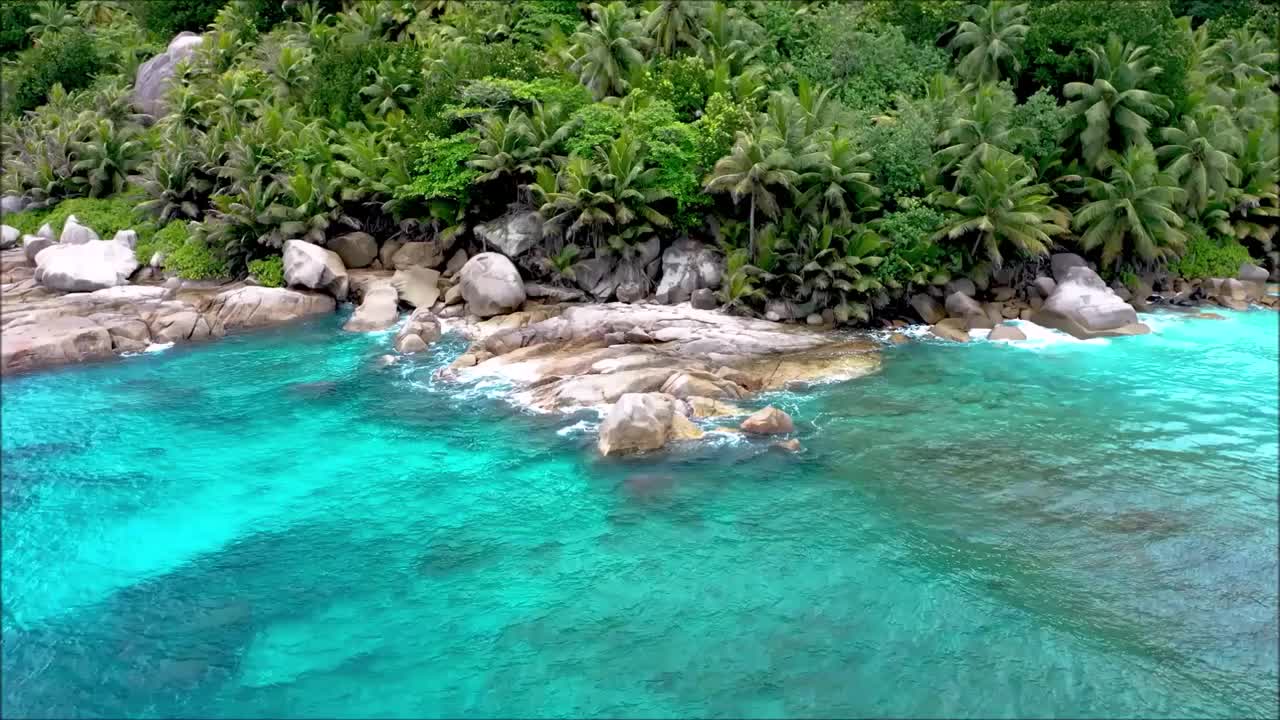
[2,308,1277,718]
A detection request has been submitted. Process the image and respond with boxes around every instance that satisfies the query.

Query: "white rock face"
[474,211,543,257]
[0,225,18,250]
[1032,266,1148,339]
[597,392,677,456]
[458,252,526,318]
[343,280,400,332]
[34,237,139,292]
[22,235,54,263]
[134,32,205,117]
[283,239,349,300]
[112,230,138,250]
[1,195,27,214]
[655,239,723,305]
[59,215,100,245]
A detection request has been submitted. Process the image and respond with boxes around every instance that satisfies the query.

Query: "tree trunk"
[749,194,756,261]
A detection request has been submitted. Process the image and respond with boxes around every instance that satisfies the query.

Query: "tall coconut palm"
[949,1,1029,85]
[799,134,879,224]
[26,1,78,43]
[704,130,800,258]
[71,118,149,198]
[1073,145,1187,267]
[1064,35,1172,171]
[644,0,708,57]
[469,108,535,196]
[567,2,648,100]
[1156,112,1241,217]
[934,83,1032,186]
[930,151,1065,269]
[1206,28,1279,92]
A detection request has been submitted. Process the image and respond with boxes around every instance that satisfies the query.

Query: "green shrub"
[694,93,754,169]
[5,195,154,243]
[858,98,939,199]
[639,57,709,121]
[127,0,229,37]
[147,221,229,280]
[873,197,958,288]
[10,29,103,114]
[397,134,479,204]
[1024,1,1190,112]
[566,103,625,158]
[1168,224,1255,279]
[792,20,946,112]
[248,255,284,287]
[0,0,39,57]
[307,41,398,124]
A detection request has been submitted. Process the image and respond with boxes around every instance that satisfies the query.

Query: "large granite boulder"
[1,316,114,375]
[475,210,543,257]
[391,240,447,270]
[1050,253,1087,282]
[1033,275,1056,299]
[34,237,139,291]
[691,287,717,310]
[134,32,204,117]
[379,239,403,269]
[572,256,616,299]
[930,318,970,342]
[740,406,794,435]
[22,234,54,263]
[394,307,442,354]
[283,239,348,300]
[910,293,946,324]
[945,291,992,328]
[1032,266,1150,339]
[458,252,525,318]
[598,392,678,456]
[654,239,723,305]
[1,195,26,215]
[329,232,378,269]
[59,215,100,245]
[343,280,399,332]
[206,286,336,335]
[1239,262,1268,300]
[945,278,976,297]
[391,266,440,308]
[1,225,18,250]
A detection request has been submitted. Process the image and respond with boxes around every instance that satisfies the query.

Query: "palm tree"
[930,151,1065,269]
[644,0,708,57]
[1206,28,1278,92]
[567,2,648,100]
[360,56,416,117]
[1156,112,1241,217]
[527,101,580,166]
[934,83,1032,185]
[949,1,1029,85]
[1073,145,1188,268]
[799,134,879,224]
[76,0,124,25]
[26,0,78,43]
[704,130,800,259]
[469,108,535,194]
[71,118,149,198]
[270,44,313,103]
[1064,35,1172,171]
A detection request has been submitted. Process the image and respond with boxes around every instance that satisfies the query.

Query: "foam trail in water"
[991,320,1109,351]
[144,342,175,353]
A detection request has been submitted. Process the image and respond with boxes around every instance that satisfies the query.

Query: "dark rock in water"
[417,532,501,575]
[288,380,338,397]
[622,472,676,499]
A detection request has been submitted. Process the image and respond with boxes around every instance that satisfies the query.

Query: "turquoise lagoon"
[2,308,1277,718]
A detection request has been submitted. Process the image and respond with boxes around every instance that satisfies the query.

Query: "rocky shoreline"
[3,215,1276,456]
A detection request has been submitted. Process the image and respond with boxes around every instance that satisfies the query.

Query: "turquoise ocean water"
[2,308,1277,718]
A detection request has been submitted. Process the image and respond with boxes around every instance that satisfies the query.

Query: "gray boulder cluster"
[0,216,337,374]
[913,252,1153,342]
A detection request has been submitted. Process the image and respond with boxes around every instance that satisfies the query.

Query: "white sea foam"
[144,342,175,353]
[556,418,598,437]
[994,320,1110,350]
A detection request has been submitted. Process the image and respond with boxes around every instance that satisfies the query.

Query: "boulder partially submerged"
[1032,266,1150,339]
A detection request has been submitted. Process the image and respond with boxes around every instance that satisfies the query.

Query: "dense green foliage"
[1169,223,1255,278]
[248,255,284,287]
[1,0,1276,321]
